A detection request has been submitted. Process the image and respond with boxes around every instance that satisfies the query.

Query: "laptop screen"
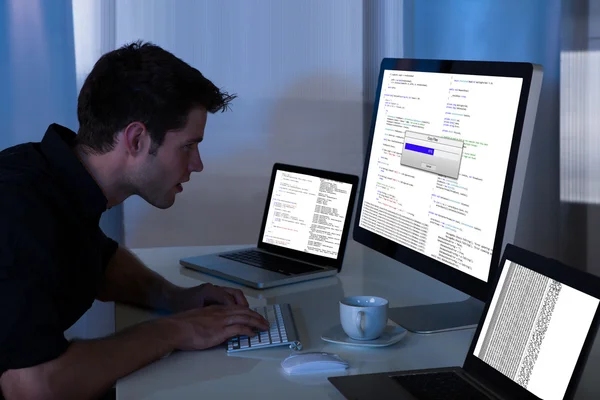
[261,169,354,259]
[473,259,600,400]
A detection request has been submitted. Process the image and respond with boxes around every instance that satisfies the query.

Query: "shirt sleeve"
[0,276,69,376]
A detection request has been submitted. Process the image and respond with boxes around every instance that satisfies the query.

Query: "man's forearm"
[97,246,182,311]
[1,318,180,400]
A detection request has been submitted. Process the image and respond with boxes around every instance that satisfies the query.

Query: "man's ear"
[122,122,150,156]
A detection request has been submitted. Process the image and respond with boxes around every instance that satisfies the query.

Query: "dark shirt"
[0,124,118,378]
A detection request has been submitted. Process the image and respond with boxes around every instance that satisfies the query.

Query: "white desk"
[115,242,600,399]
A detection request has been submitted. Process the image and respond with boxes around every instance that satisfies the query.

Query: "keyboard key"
[260,332,269,343]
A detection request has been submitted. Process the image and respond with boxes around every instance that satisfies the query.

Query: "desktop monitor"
[354,58,543,333]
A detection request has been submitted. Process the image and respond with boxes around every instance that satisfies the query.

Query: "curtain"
[559,0,600,272]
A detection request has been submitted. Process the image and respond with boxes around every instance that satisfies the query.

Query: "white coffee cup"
[339,296,389,340]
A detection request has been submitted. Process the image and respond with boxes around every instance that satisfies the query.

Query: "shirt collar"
[40,123,108,221]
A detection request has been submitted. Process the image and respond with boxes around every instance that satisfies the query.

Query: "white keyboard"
[227,303,302,352]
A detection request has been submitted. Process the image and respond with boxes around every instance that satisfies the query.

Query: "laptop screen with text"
[473,259,600,400]
[261,170,353,259]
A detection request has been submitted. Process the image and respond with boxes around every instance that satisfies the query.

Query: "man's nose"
[190,149,203,173]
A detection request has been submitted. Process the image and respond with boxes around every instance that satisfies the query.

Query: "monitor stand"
[388,296,484,334]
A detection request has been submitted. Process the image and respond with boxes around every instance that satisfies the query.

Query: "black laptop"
[180,163,359,289]
[329,244,600,400]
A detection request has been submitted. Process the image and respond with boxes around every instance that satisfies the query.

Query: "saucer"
[321,322,407,347]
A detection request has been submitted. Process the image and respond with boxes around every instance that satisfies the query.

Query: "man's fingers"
[223,287,249,306]
[209,304,269,325]
[213,286,247,306]
[207,304,252,313]
[222,324,257,340]
[202,283,234,306]
[220,291,236,306]
[224,313,269,330]
[186,304,269,329]
[170,305,273,350]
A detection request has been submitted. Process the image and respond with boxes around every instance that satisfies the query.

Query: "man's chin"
[153,202,174,210]
[140,194,176,209]
[153,198,176,209]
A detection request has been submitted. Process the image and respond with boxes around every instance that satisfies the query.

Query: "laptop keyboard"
[219,249,322,275]
[392,372,492,400]
[227,303,302,352]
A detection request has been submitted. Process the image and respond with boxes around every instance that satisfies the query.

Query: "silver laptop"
[329,244,600,400]
[180,163,359,289]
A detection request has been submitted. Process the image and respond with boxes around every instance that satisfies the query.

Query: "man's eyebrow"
[189,137,204,143]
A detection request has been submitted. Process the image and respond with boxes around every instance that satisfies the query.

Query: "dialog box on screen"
[400,130,464,179]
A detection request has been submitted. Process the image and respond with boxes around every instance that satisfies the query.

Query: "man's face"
[133,107,207,209]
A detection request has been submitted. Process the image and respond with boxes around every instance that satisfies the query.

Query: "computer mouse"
[281,352,349,375]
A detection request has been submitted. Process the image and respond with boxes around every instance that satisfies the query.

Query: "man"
[0,41,269,400]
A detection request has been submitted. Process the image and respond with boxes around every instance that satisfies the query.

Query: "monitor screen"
[262,170,354,259]
[358,67,523,282]
[474,259,600,400]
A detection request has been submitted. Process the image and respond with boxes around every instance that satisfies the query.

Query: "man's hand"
[165,304,270,351]
[167,283,249,312]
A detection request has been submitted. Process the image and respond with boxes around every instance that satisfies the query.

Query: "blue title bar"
[405,143,435,155]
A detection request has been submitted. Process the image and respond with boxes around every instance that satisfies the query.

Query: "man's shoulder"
[0,141,39,163]
[0,142,53,200]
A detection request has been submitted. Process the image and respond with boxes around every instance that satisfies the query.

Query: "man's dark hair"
[76,40,236,154]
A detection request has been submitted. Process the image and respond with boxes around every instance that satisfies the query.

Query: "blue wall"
[0,1,11,145]
[0,0,78,151]
[404,0,561,258]
[406,0,552,64]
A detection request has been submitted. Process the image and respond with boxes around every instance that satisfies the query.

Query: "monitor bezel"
[353,58,535,301]
[257,162,359,271]
[464,244,600,400]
